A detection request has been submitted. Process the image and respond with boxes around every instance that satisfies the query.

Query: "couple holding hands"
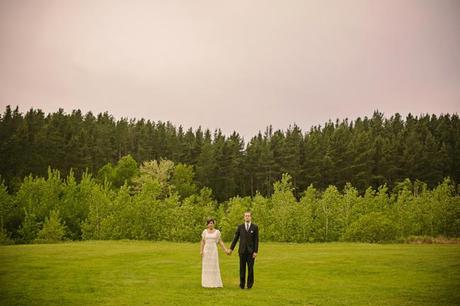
[200,211,259,289]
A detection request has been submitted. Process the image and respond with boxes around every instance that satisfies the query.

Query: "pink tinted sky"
[0,0,459,141]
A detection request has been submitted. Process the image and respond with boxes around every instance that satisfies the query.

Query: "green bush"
[343,212,398,243]
[0,226,13,245]
[18,209,40,243]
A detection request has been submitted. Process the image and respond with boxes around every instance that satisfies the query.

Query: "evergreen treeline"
[0,159,458,245]
[1,105,459,202]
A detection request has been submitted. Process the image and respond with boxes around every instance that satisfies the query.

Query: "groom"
[228,211,259,289]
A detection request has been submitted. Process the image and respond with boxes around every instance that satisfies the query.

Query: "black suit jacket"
[230,223,259,255]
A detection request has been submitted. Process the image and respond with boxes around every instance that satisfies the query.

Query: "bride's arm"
[217,231,229,253]
[200,232,205,256]
[219,239,228,253]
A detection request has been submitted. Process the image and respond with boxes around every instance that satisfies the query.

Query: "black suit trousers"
[239,250,255,288]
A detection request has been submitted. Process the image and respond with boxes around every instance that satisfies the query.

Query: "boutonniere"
[250,230,254,233]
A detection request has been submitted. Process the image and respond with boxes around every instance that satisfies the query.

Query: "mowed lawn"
[1,241,459,305]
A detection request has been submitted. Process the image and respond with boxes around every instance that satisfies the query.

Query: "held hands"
[226,249,232,255]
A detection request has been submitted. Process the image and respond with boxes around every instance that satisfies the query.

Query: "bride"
[200,218,229,288]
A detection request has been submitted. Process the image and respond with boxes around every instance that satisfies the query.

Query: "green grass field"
[1,241,459,305]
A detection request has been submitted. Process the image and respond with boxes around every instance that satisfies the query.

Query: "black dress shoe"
[240,285,245,289]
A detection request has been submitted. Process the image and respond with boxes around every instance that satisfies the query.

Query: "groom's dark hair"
[244,211,252,216]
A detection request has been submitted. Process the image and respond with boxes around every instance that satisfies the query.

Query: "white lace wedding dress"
[201,229,223,288]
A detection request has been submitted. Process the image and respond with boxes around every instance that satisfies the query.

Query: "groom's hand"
[252,252,257,258]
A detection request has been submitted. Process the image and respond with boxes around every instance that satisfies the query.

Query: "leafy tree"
[316,185,342,241]
[271,174,298,242]
[35,210,67,243]
[171,163,197,199]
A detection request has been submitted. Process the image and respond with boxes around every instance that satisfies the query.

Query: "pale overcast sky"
[1,0,459,141]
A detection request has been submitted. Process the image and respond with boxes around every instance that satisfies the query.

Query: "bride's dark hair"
[206,218,215,225]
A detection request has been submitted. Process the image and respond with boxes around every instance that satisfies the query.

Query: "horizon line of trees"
[1,157,459,245]
[1,105,459,202]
